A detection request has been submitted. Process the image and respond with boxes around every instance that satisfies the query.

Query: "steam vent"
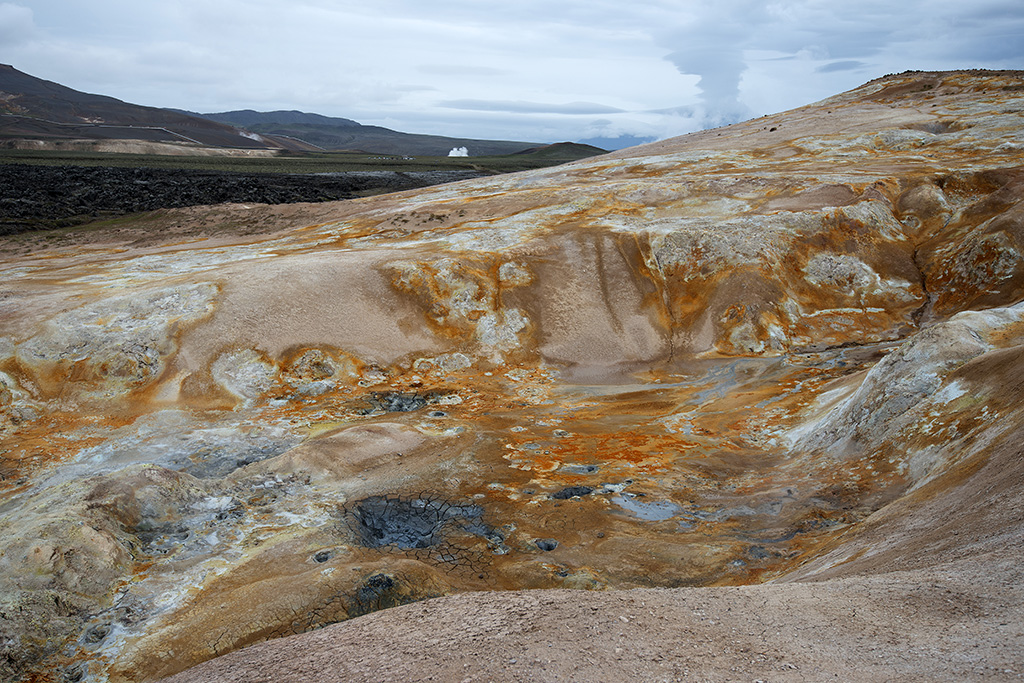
[2,71,1024,682]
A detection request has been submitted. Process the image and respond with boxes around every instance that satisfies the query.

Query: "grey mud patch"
[355,391,462,415]
[179,439,293,479]
[342,493,506,572]
[46,411,301,486]
[611,493,684,521]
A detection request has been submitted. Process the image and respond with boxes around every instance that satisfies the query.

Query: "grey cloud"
[817,60,868,73]
[648,105,698,116]
[944,20,1024,61]
[666,43,746,103]
[654,0,1008,125]
[657,2,771,122]
[955,0,1024,23]
[439,99,626,115]
[814,33,893,59]
[0,3,35,45]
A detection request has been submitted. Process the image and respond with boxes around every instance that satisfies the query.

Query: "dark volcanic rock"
[552,486,595,499]
[0,164,485,234]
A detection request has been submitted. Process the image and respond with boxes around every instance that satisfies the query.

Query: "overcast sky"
[2,1,1023,148]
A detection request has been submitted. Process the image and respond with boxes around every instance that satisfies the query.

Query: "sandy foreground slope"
[1,71,1023,682]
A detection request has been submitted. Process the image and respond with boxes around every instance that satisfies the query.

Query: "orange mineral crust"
[1,71,1023,682]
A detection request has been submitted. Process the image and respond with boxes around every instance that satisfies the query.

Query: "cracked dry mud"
[1,71,1023,682]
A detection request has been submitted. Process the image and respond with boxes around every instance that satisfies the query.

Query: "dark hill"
[0,66,603,157]
[511,141,608,159]
[0,64,290,150]
[188,110,361,129]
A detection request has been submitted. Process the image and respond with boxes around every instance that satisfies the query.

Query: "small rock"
[535,538,558,551]
[563,464,599,475]
[552,486,594,499]
[372,391,427,412]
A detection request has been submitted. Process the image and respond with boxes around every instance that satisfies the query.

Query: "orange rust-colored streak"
[0,411,136,489]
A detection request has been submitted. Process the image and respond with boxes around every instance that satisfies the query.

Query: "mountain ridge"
[0,65,571,156]
[183,109,362,129]
[187,108,550,156]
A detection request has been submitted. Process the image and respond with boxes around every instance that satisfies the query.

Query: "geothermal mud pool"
[1,71,1024,681]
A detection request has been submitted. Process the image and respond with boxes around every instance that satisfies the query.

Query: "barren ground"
[2,71,1023,683]
[164,377,1024,683]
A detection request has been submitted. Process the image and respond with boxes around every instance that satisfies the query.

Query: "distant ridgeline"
[187,109,551,156]
[0,64,610,157]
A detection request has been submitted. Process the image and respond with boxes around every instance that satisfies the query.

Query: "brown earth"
[1,70,1023,682]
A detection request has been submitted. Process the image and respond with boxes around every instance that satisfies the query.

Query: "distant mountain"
[0,64,306,150]
[0,65,603,158]
[187,109,361,129]
[511,142,608,159]
[191,109,546,156]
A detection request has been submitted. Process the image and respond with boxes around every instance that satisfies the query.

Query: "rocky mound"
[0,70,1022,682]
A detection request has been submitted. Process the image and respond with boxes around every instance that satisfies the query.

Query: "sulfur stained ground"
[1,70,1023,682]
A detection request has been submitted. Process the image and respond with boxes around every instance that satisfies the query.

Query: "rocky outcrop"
[1,71,1023,682]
